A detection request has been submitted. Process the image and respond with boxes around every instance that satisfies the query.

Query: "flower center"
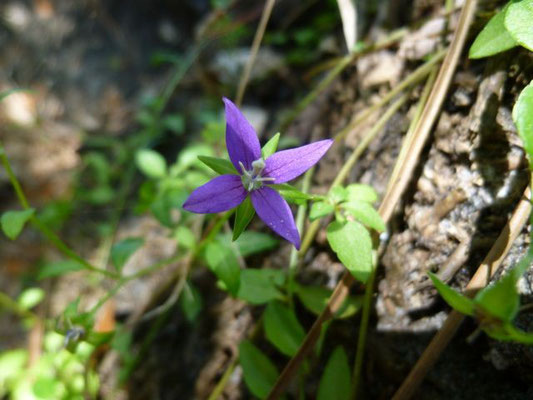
[240,158,274,191]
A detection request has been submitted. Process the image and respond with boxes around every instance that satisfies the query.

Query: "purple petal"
[250,187,300,249]
[183,175,247,213]
[223,97,261,172]
[263,139,333,183]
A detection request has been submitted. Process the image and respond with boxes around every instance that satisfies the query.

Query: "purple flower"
[183,97,333,249]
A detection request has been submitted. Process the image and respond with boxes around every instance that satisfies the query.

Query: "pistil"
[239,159,274,191]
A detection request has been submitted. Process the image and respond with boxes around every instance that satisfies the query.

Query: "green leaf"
[233,197,255,241]
[239,340,279,399]
[474,271,520,322]
[111,238,144,271]
[502,323,533,344]
[17,288,45,310]
[469,6,517,58]
[237,269,285,304]
[271,184,316,205]
[512,81,533,165]
[179,281,203,322]
[197,155,238,175]
[0,349,27,387]
[261,133,281,158]
[205,241,240,296]
[346,184,378,203]
[232,231,279,257]
[317,346,351,400]
[135,149,167,178]
[309,201,334,221]
[263,301,305,357]
[428,272,475,316]
[175,226,196,250]
[163,114,185,135]
[329,186,348,203]
[505,0,533,51]
[326,221,373,283]
[342,201,386,232]
[38,260,84,280]
[1,209,34,240]
[176,144,215,171]
[33,376,61,399]
[295,284,362,319]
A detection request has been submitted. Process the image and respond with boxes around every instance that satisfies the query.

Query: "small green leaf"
[38,260,84,280]
[505,0,533,51]
[176,144,215,171]
[179,281,203,322]
[233,197,256,241]
[33,376,61,399]
[512,81,533,165]
[111,238,144,271]
[237,269,285,304]
[261,133,281,158]
[205,241,240,296]
[17,288,45,310]
[1,209,34,240]
[239,340,279,399]
[502,323,533,344]
[163,114,185,135]
[0,349,28,385]
[326,220,373,283]
[317,346,352,400]
[175,225,196,250]
[342,201,386,232]
[469,6,517,58]
[346,184,378,203]
[329,186,348,203]
[135,149,167,178]
[309,201,334,221]
[474,271,520,322]
[264,301,305,357]
[197,155,238,175]
[295,284,362,319]
[428,272,475,316]
[271,183,317,205]
[232,231,279,257]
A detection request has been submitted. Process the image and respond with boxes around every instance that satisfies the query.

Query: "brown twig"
[235,0,276,106]
[391,185,531,400]
[266,1,477,397]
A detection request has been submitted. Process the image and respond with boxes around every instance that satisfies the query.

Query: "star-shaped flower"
[183,97,333,249]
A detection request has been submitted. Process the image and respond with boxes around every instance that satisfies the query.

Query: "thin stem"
[334,48,446,143]
[351,252,377,399]
[0,144,117,279]
[235,0,276,106]
[288,168,313,299]
[281,28,408,130]
[207,360,237,400]
[0,290,38,320]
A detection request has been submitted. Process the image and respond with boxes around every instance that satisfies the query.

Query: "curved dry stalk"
[235,0,276,106]
[266,1,477,397]
[391,185,531,400]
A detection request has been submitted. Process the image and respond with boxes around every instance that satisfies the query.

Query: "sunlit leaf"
[428,272,475,316]
[262,133,281,158]
[346,183,378,203]
[17,288,45,310]
[1,209,34,240]
[469,6,517,58]
[135,149,167,178]
[512,80,533,165]
[342,201,385,232]
[309,201,334,221]
[327,220,373,283]
[505,0,533,51]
